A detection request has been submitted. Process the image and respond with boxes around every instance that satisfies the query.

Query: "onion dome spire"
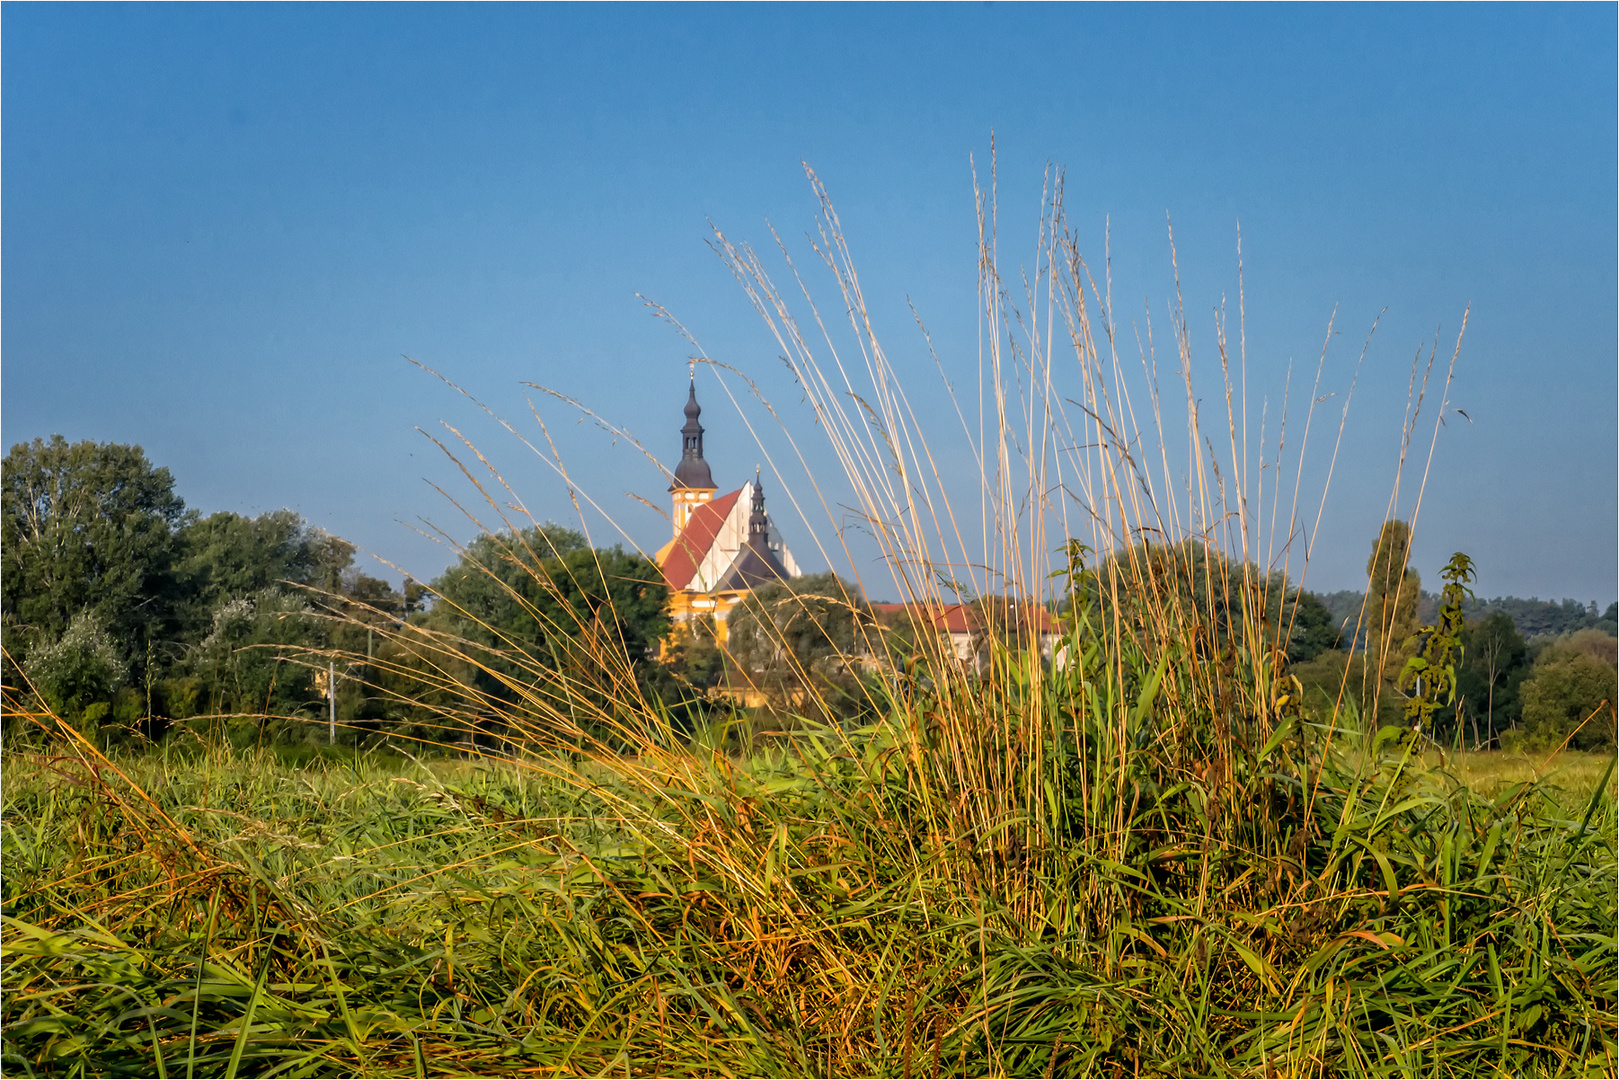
[716,465,792,590]
[671,377,714,490]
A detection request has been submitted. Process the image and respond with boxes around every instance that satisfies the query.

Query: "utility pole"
[328,660,337,744]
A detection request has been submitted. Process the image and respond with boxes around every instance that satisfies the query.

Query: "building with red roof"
[870,600,1062,668]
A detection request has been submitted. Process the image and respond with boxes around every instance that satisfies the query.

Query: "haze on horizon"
[4,5,1615,605]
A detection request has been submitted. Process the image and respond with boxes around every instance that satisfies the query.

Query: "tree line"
[1318,589,1617,646]
[3,437,424,745]
[1290,521,1617,750]
[0,437,863,751]
[3,436,1614,754]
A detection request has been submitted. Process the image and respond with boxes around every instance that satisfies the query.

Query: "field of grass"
[1441,749,1619,807]
[5,174,1616,1077]
[5,695,1615,1077]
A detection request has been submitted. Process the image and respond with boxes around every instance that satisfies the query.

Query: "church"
[654,380,800,643]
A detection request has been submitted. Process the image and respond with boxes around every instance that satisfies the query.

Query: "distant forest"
[1319,590,1619,647]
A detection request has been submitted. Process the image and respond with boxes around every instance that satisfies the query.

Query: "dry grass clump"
[4,162,1615,1077]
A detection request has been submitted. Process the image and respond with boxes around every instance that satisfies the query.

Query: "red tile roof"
[659,488,742,591]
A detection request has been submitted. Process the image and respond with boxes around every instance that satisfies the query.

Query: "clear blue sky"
[5,4,1614,603]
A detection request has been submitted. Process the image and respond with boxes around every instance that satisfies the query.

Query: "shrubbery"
[1510,629,1619,751]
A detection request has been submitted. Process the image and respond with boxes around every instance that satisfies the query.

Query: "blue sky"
[5,4,1614,603]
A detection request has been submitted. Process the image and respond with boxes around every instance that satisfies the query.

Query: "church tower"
[714,468,793,591]
[654,377,800,646]
[669,378,716,535]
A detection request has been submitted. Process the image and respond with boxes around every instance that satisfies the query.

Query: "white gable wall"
[687,481,801,592]
[690,485,750,592]
[772,526,801,578]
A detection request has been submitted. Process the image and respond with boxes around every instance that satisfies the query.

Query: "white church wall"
[686,480,801,591]
[690,482,751,592]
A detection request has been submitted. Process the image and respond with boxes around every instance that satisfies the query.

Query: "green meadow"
[4,708,1615,1077]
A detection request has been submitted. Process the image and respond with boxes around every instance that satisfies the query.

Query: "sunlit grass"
[1439,748,1619,807]
[4,733,1614,1077]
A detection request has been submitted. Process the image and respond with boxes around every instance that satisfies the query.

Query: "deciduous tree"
[725,573,872,720]
[172,509,323,639]
[2,436,187,671]
[1517,643,1617,752]
[420,525,669,740]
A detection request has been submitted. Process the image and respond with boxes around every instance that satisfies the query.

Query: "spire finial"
[748,466,769,540]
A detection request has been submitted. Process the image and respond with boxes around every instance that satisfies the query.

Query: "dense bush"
[1514,633,1618,751]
